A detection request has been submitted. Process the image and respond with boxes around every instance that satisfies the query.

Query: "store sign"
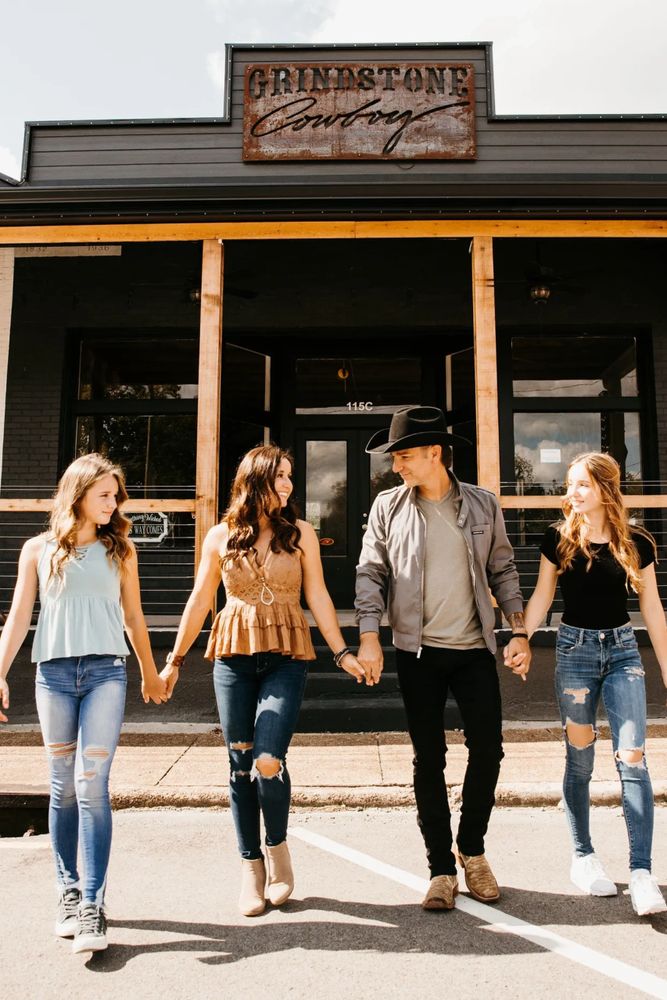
[243,62,476,161]
[129,512,170,544]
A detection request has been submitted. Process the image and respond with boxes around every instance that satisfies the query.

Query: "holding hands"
[0,677,9,723]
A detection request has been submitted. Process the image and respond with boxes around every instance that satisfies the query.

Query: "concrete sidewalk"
[2,724,667,809]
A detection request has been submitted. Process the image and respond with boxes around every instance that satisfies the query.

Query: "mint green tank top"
[31,538,130,663]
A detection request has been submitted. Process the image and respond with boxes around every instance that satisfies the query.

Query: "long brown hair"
[556,451,655,593]
[223,444,301,561]
[48,453,132,582]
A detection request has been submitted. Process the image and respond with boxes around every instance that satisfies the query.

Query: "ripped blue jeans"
[35,655,126,905]
[555,623,654,871]
[213,654,307,860]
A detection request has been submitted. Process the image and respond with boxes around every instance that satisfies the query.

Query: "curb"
[108,781,667,811]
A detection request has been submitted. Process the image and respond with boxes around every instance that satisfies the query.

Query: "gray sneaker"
[54,887,81,938]
[72,903,108,953]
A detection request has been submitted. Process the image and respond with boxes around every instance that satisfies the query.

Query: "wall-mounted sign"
[129,512,170,543]
[243,63,476,161]
[540,448,562,464]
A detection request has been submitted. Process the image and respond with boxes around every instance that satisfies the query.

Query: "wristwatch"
[166,651,185,668]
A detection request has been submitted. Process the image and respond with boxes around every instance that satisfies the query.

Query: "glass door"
[293,428,398,606]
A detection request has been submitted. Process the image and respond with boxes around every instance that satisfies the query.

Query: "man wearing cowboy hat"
[355,405,530,910]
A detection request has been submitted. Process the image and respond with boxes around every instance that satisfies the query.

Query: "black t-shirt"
[540,523,656,628]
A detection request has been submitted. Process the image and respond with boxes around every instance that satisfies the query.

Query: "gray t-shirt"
[417,487,485,650]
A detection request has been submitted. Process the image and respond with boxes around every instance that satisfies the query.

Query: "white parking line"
[292,827,667,1000]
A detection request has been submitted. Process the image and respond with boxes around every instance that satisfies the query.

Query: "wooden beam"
[0,499,195,512]
[3,219,667,246]
[471,236,501,494]
[194,240,223,571]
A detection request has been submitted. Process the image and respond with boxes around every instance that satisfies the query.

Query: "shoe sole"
[571,880,617,897]
[632,901,667,916]
[422,885,459,911]
[72,934,107,953]
[54,919,77,938]
[464,879,500,904]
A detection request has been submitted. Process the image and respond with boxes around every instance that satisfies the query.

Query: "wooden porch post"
[471,236,501,494]
[195,240,224,570]
[0,249,14,490]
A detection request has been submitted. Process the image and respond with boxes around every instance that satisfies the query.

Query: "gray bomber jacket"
[355,473,524,654]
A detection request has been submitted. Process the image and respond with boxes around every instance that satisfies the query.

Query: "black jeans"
[396,645,504,877]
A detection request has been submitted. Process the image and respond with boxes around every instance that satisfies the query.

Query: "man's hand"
[503,637,531,682]
[141,672,168,705]
[357,632,384,686]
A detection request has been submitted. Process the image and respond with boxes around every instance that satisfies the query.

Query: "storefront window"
[512,335,638,398]
[305,440,347,555]
[76,414,196,488]
[73,332,198,492]
[513,411,642,494]
[79,336,198,400]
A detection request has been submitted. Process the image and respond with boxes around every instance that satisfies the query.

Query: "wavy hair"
[556,451,655,593]
[223,444,301,562]
[48,453,132,582]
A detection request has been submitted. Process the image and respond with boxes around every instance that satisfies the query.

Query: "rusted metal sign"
[243,63,476,161]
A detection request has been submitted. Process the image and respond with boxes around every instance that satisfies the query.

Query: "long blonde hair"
[556,451,655,593]
[48,453,132,581]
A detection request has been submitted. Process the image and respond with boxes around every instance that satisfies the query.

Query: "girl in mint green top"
[0,453,167,953]
[32,537,130,663]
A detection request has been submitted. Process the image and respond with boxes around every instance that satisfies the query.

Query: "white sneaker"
[629,870,667,916]
[570,853,617,896]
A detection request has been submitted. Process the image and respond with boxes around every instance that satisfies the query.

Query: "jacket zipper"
[417,506,426,657]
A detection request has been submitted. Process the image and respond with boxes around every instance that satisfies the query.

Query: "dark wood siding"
[19,43,667,194]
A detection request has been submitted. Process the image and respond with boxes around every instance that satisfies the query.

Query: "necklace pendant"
[260,582,275,606]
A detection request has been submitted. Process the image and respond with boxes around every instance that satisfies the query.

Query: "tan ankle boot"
[239,858,266,916]
[266,841,294,906]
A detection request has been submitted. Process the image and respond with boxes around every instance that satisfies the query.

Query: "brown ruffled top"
[205,547,315,661]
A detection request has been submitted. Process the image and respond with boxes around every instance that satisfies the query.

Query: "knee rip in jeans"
[252,753,284,781]
[563,687,590,705]
[565,720,597,749]
[230,741,253,752]
[79,745,109,781]
[615,748,646,769]
[47,740,77,762]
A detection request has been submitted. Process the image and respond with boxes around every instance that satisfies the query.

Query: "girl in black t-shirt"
[507,452,667,916]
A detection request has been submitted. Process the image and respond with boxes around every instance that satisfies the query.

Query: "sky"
[1,0,666,180]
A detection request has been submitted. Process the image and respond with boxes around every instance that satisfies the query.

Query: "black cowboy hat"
[365,405,471,454]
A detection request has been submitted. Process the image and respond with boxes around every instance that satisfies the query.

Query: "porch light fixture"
[529,282,551,304]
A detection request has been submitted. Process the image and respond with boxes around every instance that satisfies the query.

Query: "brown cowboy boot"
[456,851,500,903]
[421,874,459,911]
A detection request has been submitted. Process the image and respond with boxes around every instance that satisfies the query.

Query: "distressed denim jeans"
[555,622,654,871]
[35,655,127,905]
[213,653,308,860]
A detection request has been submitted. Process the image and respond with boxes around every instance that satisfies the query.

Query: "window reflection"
[305,441,347,555]
[76,414,196,489]
[79,336,198,400]
[512,336,638,398]
[513,412,642,494]
[370,453,400,504]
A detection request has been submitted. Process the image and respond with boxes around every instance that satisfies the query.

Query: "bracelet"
[333,646,351,668]
[510,632,529,640]
[166,651,185,668]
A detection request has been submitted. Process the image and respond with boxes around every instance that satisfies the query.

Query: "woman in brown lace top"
[161,444,366,916]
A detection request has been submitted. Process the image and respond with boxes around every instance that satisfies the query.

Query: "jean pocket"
[556,638,579,655]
